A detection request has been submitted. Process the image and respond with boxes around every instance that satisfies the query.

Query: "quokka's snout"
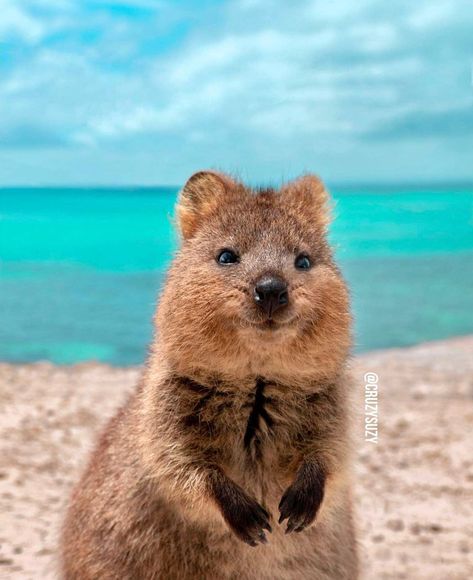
[253,273,289,319]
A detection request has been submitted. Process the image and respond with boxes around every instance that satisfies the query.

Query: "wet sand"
[1,336,472,579]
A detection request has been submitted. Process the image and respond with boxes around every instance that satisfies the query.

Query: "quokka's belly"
[196,488,358,580]
[200,462,358,579]
[131,488,358,580]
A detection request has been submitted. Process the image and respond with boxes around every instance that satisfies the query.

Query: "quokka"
[62,171,358,579]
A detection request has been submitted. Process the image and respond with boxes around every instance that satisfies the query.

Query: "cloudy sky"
[0,0,472,185]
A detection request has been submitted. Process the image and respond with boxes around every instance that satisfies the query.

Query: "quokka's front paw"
[221,489,272,546]
[210,471,272,546]
[278,461,325,534]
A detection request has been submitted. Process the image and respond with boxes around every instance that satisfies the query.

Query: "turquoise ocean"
[1,186,472,365]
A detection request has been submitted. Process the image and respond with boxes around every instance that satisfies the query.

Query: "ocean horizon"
[1,184,472,365]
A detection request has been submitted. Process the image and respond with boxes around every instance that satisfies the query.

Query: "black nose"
[253,275,289,318]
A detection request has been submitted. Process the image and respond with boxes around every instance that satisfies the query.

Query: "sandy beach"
[1,336,472,579]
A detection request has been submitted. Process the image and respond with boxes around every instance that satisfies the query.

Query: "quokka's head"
[156,171,351,380]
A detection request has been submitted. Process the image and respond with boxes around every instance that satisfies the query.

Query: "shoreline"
[1,335,472,578]
[3,333,473,371]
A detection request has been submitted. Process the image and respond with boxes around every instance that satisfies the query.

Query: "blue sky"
[0,0,472,185]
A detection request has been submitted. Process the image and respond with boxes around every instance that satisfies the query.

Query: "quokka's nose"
[253,275,289,318]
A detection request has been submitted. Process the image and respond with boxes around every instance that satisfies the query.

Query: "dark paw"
[278,461,325,534]
[210,472,272,546]
[224,493,272,546]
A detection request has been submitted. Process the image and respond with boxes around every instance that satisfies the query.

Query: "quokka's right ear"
[177,171,235,239]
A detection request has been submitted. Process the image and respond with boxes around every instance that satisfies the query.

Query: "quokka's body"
[62,172,359,579]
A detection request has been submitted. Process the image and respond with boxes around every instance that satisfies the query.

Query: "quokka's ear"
[281,174,331,230]
[177,171,235,240]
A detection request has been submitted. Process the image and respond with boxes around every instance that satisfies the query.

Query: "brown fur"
[61,171,359,579]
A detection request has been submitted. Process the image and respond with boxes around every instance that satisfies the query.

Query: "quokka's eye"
[217,249,239,265]
[295,253,311,270]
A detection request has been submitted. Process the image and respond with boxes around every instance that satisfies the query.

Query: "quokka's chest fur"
[160,374,336,498]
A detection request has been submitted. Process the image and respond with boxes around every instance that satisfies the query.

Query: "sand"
[1,336,472,579]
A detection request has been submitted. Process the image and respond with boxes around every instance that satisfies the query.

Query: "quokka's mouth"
[260,319,280,330]
[241,317,296,332]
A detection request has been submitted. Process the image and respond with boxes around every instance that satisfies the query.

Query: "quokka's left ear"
[177,170,236,240]
[281,174,332,230]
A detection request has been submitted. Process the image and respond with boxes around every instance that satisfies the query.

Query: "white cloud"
[0,1,45,43]
[0,0,472,183]
[408,4,456,29]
